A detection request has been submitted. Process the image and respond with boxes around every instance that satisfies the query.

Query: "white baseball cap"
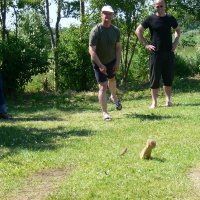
[101,5,114,13]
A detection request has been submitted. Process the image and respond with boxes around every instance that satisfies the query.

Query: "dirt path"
[189,166,200,197]
[7,168,72,200]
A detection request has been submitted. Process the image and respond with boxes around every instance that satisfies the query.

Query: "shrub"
[57,26,96,92]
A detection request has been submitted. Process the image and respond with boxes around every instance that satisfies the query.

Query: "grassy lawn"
[1,78,200,199]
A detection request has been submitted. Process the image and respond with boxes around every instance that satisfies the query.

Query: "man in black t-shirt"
[135,0,181,109]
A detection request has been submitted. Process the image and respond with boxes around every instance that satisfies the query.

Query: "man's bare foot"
[166,102,173,107]
[149,104,157,109]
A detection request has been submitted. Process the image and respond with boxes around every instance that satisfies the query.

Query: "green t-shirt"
[89,23,120,65]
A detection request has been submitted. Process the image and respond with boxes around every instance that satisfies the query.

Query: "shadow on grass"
[175,103,200,107]
[151,157,166,162]
[11,116,65,122]
[0,125,94,159]
[126,113,176,121]
[8,92,99,115]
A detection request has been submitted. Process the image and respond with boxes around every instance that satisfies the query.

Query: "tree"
[80,0,85,26]
[42,0,63,91]
[57,26,95,91]
[0,1,50,93]
[18,0,66,91]
[0,9,49,93]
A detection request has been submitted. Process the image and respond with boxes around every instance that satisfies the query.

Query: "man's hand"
[172,43,177,52]
[113,64,119,74]
[99,65,107,75]
[145,44,156,52]
[172,26,181,52]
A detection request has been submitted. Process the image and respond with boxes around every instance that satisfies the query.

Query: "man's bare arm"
[172,26,181,51]
[114,42,122,73]
[89,45,107,75]
[135,24,156,52]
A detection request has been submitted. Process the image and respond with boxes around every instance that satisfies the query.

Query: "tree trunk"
[44,0,62,91]
[80,0,85,26]
[0,0,6,41]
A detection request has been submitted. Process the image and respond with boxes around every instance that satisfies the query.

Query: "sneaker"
[0,113,13,119]
[103,113,112,121]
[115,101,122,110]
[109,97,122,110]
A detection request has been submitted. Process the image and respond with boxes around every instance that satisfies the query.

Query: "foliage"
[175,51,200,78]
[169,0,200,21]
[24,70,55,92]
[167,0,200,31]
[0,11,50,93]
[0,36,49,93]
[0,0,200,93]
[62,0,80,19]
[180,33,196,48]
[57,25,96,91]
[18,10,50,50]
[176,30,200,78]
[17,0,42,8]
[131,43,149,82]
[175,54,195,77]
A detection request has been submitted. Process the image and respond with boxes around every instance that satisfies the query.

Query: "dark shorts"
[92,59,116,83]
[150,51,175,89]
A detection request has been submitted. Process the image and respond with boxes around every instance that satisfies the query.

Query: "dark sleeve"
[141,16,150,29]
[171,15,178,29]
[116,27,120,42]
[89,25,99,46]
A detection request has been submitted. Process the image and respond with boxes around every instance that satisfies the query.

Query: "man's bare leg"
[164,86,172,106]
[108,77,118,102]
[150,88,159,109]
[108,77,122,110]
[98,81,111,119]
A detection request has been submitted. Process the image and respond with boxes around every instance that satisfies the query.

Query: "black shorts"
[150,51,175,89]
[92,59,116,83]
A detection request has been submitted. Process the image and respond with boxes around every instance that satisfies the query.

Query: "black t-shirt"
[142,14,178,51]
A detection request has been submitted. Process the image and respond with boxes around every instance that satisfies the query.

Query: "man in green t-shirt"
[89,5,122,121]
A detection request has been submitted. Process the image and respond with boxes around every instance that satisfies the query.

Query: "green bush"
[175,53,200,77]
[0,10,50,94]
[57,26,96,92]
[0,36,49,93]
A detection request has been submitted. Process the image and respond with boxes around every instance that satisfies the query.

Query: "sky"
[49,1,80,28]
[7,0,79,29]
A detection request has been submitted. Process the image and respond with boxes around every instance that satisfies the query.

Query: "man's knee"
[99,83,108,92]
[108,77,116,83]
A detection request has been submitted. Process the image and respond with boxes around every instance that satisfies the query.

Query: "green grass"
[177,29,200,58]
[24,70,55,92]
[1,79,200,199]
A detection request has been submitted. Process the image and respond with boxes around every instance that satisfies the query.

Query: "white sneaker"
[103,113,112,121]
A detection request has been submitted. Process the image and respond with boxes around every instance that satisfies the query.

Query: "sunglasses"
[156,5,163,8]
[102,12,113,15]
